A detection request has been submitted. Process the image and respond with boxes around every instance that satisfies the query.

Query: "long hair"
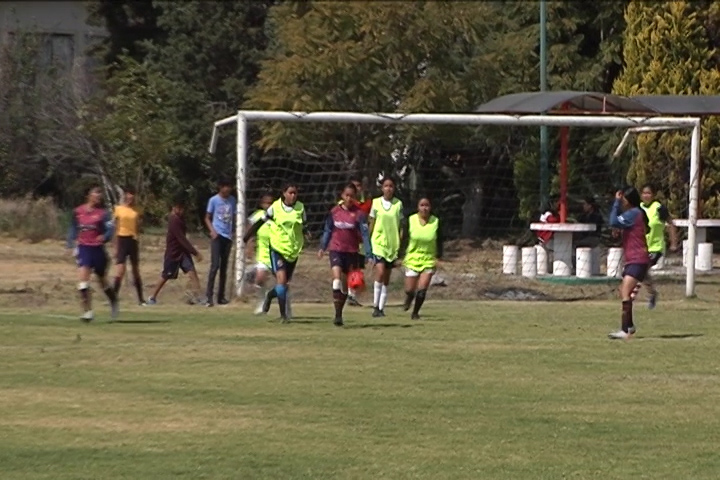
[623,186,649,233]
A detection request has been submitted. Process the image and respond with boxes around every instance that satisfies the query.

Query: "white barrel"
[536,245,548,275]
[502,245,519,275]
[591,247,601,275]
[576,248,593,278]
[607,247,624,278]
[697,242,713,271]
[521,247,537,278]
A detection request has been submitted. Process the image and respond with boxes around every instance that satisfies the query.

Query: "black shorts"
[372,254,396,269]
[623,263,649,282]
[357,254,366,269]
[329,251,359,274]
[649,252,663,267]
[162,254,195,280]
[116,236,139,265]
[270,249,297,281]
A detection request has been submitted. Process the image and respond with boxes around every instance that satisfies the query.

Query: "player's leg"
[377,259,393,316]
[411,270,434,320]
[254,263,271,314]
[128,239,145,305]
[609,264,646,339]
[217,237,232,304]
[644,253,662,309]
[76,247,94,321]
[329,252,348,326]
[372,257,387,317]
[181,256,203,302]
[148,257,179,304]
[270,250,291,321]
[205,236,221,306]
[284,259,298,320]
[348,254,365,307]
[113,241,127,295]
[94,248,118,320]
[403,269,419,311]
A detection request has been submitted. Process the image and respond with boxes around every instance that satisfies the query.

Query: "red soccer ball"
[348,269,366,292]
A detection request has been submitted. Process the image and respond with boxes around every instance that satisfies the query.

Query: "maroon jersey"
[320,204,371,254]
[68,205,112,247]
[609,201,649,265]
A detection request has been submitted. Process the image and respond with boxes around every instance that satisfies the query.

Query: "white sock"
[373,281,382,308]
[348,287,356,298]
[379,285,388,311]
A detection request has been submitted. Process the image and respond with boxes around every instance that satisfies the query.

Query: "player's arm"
[659,205,679,251]
[436,219,444,260]
[358,213,372,257]
[608,198,637,230]
[398,217,410,259]
[368,205,377,236]
[319,213,334,253]
[102,210,115,243]
[398,203,405,242]
[205,198,217,239]
[66,212,78,250]
[243,207,272,243]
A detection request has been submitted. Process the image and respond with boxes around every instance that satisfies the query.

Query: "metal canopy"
[475,91,720,116]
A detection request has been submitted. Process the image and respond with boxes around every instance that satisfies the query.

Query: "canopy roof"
[474,91,720,116]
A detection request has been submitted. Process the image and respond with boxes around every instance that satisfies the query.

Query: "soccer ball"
[348,269,365,293]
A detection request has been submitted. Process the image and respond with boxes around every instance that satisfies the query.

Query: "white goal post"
[209,111,701,299]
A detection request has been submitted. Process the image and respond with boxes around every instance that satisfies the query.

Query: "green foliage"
[86,56,190,222]
[613,0,720,218]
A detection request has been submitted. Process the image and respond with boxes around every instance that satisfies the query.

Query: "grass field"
[2,298,720,480]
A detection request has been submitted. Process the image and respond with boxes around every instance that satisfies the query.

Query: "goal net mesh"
[238,121,697,304]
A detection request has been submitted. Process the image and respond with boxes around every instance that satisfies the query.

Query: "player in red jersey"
[346,176,372,306]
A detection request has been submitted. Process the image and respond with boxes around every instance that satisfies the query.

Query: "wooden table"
[530,223,598,276]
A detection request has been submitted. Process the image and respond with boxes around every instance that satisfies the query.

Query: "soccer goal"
[209,111,701,299]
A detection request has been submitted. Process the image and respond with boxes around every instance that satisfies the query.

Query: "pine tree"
[613,0,720,218]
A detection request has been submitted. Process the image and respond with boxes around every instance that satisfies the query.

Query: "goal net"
[210,111,701,303]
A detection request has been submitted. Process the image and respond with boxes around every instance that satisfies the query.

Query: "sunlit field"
[2,297,720,480]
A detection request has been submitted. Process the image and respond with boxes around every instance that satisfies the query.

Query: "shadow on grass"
[637,333,704,340]
[112,319,172,324]
[343,323,417,329]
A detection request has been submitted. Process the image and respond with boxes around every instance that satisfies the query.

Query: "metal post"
[686,121,701,297]
[235,113,248,298]
[539,0,549,210]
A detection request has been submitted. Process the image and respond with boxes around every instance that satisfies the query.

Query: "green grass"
[1,300,720,479]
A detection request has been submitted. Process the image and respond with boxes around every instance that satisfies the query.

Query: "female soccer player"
[401,197,443,320]
[347,176,373,307]
[369,176,403,317]
[244,182,306,323]
[248,193,274,314]
[318,183,372,326]
[639,184,679,308]
[112,186,146,305]
[66,185,118,322]
[608,187,650,340]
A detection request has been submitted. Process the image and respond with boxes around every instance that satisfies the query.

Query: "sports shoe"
[608,326,636,340]
[333,316,344,327]
[217,298,230,306]
[411,313,420,320]
[280,316,290,324]
[146,297,157,305]
[372,307,385,318]
[347,296,362,307]
[648,293,657,310]
[81,310,94,323]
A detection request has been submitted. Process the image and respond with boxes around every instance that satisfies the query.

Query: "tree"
[613,0,720,218]
[247,1,537,237]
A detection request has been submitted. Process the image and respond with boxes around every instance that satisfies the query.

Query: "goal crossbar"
[209,111,701,298]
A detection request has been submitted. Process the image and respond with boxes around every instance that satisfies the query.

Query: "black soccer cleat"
[411,313,420,320]
[217,298,230,306]
[333,316,344,327]
[347,296,362,307]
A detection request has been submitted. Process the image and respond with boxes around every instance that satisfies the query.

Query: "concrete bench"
[529,223,598,276]
[672,219,720,271]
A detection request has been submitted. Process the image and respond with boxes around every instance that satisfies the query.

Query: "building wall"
[0,1,107,84]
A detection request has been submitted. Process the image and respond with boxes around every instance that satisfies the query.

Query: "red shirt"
[321,205,368,253]
[536,211,559,244]
[356,195,372,217]
[71,205,110,247]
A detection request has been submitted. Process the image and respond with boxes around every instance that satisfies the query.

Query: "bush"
[0,197,65,243]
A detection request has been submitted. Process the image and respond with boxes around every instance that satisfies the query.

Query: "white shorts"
[405,267,435,278]
[255,262,271,272]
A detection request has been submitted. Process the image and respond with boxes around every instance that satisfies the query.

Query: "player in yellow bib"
[369,176,404,317]
[244,183,306,322]
[638,184,679,309]
[400,197,443,320]
[112,186,146,305]
[248,193,274,314]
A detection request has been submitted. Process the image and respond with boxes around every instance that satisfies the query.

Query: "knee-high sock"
[373,281,382,308]
[412,289,426,316]
[379,284,388,311]
[621,300,633,332]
